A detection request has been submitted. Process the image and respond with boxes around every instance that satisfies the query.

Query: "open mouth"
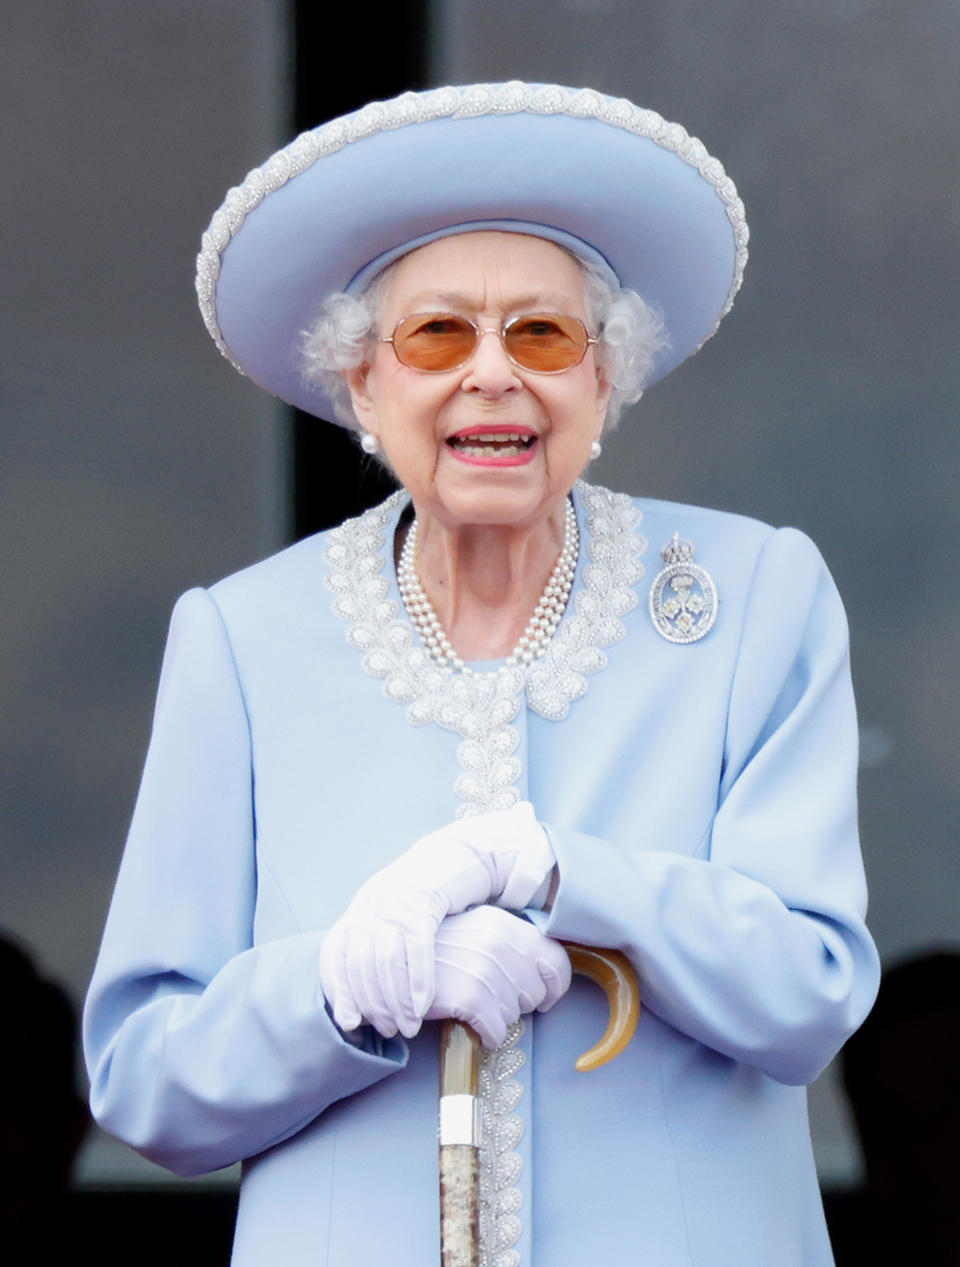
[446,432,537,458]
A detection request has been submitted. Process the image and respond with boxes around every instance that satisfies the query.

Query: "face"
[343,231,612,532]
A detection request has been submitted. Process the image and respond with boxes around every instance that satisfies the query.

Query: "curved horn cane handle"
[438,944,641,1089]
[438,945,639,1266]
[561,942,641,1072]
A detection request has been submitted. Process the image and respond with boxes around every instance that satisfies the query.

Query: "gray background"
[2,0,957,1185]
[2,0,288,1183]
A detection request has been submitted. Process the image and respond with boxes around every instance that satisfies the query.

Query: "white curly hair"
[299,243,668,433]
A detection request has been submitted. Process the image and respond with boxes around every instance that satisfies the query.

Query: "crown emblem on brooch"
[660,534,695,566]
[649,532,718,644]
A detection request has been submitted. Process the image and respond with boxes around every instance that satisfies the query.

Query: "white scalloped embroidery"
[196,81,748,372]
[323,480,645,1265]
[525,484,646,720]
[477,1021,525,1267]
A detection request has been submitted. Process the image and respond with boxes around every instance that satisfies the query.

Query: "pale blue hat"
[196,82,749,425]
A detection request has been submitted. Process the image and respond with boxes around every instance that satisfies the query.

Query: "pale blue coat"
[84,484,879,1266]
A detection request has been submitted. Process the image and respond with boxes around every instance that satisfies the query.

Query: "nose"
[461,327,521,395]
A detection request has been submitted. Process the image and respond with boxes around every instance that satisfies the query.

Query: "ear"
[594,367,615,431]
[341,363,378,433]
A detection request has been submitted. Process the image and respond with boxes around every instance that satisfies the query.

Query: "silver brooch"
[649,533,718,644]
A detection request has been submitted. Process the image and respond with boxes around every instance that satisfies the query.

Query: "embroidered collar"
[324,480,646,737]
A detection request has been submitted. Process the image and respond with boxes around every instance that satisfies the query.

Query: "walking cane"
[438,943,640,1267]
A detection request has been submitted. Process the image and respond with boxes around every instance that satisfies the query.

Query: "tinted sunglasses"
[379,312,598,374]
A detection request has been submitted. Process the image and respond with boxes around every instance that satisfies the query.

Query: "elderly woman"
[84,84,879,1267]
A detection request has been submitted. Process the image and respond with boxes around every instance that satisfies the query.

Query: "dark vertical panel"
[290,2,432,539]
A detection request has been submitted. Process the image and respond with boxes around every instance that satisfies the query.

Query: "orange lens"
[391,313,478,372]
[388,312,592,373]
[503,314,590,372]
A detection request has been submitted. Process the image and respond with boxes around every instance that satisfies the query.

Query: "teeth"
[458,444,526,457]
[451,432,533,445]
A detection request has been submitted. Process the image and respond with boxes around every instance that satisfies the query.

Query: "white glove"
[319,802,555,1039]
[425,906,572,1048]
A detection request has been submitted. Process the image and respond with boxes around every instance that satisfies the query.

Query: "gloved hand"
[425,906,572,1048]
[319,802,556,1039]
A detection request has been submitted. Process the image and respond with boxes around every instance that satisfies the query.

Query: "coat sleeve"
[83,588,406,1178]
[534,527,880,1086]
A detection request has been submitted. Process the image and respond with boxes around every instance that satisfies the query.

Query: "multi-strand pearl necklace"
[397,499,578,675]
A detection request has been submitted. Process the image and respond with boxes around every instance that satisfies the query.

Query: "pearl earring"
[589,439,602,460]
[360,431,380,455]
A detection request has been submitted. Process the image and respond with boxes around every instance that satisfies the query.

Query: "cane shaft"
[439,1020,482,1267]
[439,1018,481,1097]
[439,1144,479,1267]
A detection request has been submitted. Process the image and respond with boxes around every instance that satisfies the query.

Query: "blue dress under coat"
[84,483,879,1266]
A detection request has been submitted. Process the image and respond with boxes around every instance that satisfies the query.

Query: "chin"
[431,481,568,532]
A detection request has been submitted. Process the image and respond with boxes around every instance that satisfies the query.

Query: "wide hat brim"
[196,82,749,425]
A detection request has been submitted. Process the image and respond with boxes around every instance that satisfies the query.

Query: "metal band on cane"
[439,1094,482,1147]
